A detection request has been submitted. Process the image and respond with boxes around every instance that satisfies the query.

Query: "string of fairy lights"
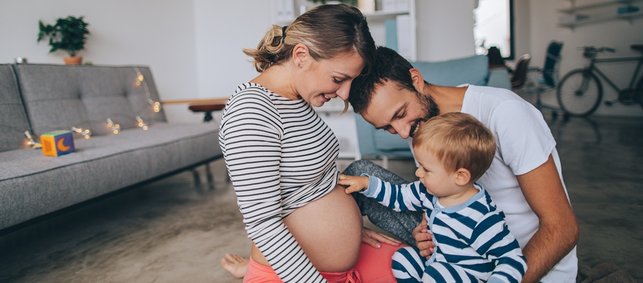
[19,67,162,150]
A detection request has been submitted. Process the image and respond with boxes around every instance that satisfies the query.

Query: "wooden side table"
[161,98,230,188]
[162,98,229,123]
[188,104,226,123]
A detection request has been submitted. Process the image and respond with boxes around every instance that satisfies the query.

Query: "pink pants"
[243,242,400,283]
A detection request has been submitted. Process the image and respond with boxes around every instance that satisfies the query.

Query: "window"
[474,0,515,59]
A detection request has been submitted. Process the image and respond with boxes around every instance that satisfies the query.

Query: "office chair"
[511,54,531,89]
[524,41,564,118]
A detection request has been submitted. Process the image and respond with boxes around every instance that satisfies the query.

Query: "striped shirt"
[219,83,339,283]
[364,176,527,282]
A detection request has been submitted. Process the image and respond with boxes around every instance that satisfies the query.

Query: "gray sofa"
[0,64,222,232]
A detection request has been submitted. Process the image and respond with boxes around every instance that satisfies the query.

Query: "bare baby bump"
[252,185,363,272]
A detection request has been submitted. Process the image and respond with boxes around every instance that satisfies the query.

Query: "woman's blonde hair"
[412,112,497,182]
[244,4,375,72]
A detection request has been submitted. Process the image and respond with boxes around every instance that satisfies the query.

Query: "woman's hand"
[338,174,369,194]
[412,216,435,257]
[361,227,402,248]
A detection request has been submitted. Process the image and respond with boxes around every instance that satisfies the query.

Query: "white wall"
[193,0,273,101]
[0,0,202,122]
[513,0,531,59]
[527,0,643,116]
[3,0,639,121]
[417,0,476,61]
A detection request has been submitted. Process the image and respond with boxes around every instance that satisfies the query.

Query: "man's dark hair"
[349,46,417,113]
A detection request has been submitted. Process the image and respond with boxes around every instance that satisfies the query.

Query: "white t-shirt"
[460,85,578,282]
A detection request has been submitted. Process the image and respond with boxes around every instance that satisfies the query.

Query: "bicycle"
[556,44,643,117]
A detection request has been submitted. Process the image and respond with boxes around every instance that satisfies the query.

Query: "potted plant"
[37,16,90,65]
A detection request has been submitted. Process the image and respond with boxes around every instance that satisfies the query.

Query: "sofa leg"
[192,169,202,190]
[205,163,214,190]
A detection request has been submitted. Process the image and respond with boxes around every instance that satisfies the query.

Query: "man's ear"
[409,68,426,92]
[453,168,472,186]
[292,43,309,68]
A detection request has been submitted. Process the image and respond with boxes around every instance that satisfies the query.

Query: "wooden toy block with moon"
[40,130,75,157]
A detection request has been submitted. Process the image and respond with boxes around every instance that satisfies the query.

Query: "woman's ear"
[292,43,309,68]
[453,168,472,186]
[409,68,426,91]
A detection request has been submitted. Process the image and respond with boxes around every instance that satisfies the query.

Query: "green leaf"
[37,15,90,55]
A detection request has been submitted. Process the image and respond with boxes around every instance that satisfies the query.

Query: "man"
[345,46,578,282]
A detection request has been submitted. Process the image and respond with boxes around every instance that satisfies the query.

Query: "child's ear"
[454,168,471,186]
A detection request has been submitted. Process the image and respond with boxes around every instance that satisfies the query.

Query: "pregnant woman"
[219,4,398,283]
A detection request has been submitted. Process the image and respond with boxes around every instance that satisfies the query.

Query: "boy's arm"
[340,175,428,212]
[470,213,527,283]
[338,174,369,193]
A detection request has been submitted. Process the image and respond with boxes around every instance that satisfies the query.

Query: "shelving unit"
[315,99,361,160]
[363,9,409,21]
[363,0,417,61]
[558,0,643,27]
[271,0,417,59]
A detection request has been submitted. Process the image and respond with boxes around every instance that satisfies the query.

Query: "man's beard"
[409,94,440,138]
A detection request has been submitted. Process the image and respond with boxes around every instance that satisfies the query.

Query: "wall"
[0,0,496,125]
[193,0,273,101]
[0,0,202,122]
[513,0,531,59]
[527,0,643,116]
[417,0,476,61]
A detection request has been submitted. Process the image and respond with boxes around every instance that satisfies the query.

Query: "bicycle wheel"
[557,68,603,117]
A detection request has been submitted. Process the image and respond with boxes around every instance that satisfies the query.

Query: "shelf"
[559,10,643,27]
[558,0,642,27]
[559,0,642,13]
[363,10,409,21]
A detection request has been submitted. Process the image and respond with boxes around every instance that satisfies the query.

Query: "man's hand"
[362,227,402,248]
[338,174,369,194]
[412,216,435,257]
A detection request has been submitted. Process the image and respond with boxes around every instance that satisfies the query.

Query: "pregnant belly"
[251,185,363,272]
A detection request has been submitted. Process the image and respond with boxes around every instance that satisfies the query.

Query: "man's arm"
[517,155,579,283]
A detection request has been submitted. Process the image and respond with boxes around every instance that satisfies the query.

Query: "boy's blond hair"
[412,112,496,182]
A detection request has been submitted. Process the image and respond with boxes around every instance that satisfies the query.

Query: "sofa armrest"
[487,68,512,89]
[411,55,489,86]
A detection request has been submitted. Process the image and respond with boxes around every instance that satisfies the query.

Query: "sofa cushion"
[0,122,221,229]
[412,55,489,86]
[15,65,166,136]
[0,65,31,152]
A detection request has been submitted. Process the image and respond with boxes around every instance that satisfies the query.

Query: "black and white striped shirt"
[219,83,340,282]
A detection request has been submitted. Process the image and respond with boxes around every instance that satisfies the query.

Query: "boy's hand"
[338,174,369,194]
[413,216,435,257]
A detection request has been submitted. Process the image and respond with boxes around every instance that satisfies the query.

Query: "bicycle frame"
[588,55,643,92]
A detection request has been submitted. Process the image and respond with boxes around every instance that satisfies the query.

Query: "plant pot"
[63,56,83,65]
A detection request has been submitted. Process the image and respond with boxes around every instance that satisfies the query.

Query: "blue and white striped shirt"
[364,176,527,282]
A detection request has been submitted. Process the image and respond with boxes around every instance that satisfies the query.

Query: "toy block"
[40,130,75,157]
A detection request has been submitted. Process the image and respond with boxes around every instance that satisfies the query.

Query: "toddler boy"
[339,112,527,282]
